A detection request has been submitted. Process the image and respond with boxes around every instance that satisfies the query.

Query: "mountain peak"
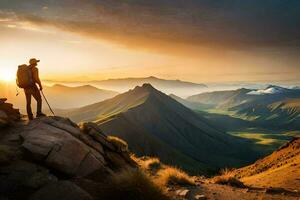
[133,83,157,93]
[146,76,159,80]
[142,83,155,89]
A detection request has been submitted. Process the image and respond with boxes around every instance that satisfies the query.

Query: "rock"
[0,98,7,104]
[0,99,20,126]
[0,111,9,127]
[0,145,17,164]
[45,138,91,175]
[30,181,93,200]
[20,116,136,177]
[79,134,105,155]
[0,118,8,128]
[175,189,190,197]
[105,151,131,170]
[40,117,82,138]
[0,110,8,118]
[195,194,207,200]
[21,117,106,176]
[0,160,57,195]
[80,122,105,136]
[76,152,106,177]
[82,123,116,151]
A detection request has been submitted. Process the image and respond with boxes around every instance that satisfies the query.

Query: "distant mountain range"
[48,76,207,97]
[187,85,300,130]
[169,94,213,111]
[0,83,118,110]
[43,84,118,109]
[64,84,260,173]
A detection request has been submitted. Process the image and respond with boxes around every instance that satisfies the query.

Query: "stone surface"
[175,189,190,197]
[0,99,20,125]
[80,122,116,151]
[0,160,57,195]
[195,194,207,200]
[20,116,135,177]
[30,181,93,200]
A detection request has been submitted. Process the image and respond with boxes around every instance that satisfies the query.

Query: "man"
[24,58,46,120]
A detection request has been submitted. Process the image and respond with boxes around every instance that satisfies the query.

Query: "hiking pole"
[41,90,55,116]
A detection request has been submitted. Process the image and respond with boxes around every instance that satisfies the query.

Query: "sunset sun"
[0,68,15,82]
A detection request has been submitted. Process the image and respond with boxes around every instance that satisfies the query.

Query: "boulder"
[0,98,7,104]
[0,111,9,127]
[80,122,116,151]
[30,181,93,200]
[0,160,57,195]
[21,117,106,176]
[0,99,20,126]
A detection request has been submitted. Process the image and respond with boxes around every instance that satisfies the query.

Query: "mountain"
[247,85,290,95]
[0,83,118,110]
[187,86,300,129]
[85,76,207,97]
[43,84,118,109]
[187,88,254,109]
[232,98,300,130]
[232,137,300,191]
[188,85,300,109]
[65,84,260,174]
[169,94,213,111]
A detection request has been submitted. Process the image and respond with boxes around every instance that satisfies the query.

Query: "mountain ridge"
[65,84,261,173]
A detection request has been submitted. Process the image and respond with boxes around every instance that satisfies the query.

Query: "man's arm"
[32,67,43,90]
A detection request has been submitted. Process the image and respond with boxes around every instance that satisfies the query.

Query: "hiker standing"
[16,58,46,120]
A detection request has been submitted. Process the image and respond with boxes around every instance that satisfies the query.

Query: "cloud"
[1,0,300,54]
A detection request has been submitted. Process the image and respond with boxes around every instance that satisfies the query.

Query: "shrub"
[147,158,162,172]
[212,176,245,188]
[156,167,196,187]
[95,168,170,200]
[107,136,128,152]
[138,157,162,172]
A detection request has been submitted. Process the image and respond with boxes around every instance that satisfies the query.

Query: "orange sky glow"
[0,2,299,84]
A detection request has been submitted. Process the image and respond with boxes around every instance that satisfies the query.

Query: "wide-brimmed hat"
[29,58,40,65]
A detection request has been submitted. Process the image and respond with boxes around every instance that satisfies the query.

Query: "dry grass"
[156,167,196,187]
[139,157,162,172]
[95,168,170,200]
[212,176,245,188]
[107,136,128,152]
[212,168,245,188]
[131,156,195,187]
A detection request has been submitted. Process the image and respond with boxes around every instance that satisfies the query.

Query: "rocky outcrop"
[30,181,93,200]
[0,116,137,200]
[0,98,20,127]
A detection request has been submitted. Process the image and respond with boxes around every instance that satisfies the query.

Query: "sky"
[0,0,300,84]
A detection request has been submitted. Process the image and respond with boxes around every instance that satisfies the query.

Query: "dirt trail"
[171,182,300,200]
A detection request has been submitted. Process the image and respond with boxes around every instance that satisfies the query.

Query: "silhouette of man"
[24,58,46,120]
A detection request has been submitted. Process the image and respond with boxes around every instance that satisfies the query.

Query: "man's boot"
[28,114,34,120]
[36,112,46,118]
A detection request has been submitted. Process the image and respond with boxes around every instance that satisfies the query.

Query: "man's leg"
[32,87,44,116]
[25,90,34,120]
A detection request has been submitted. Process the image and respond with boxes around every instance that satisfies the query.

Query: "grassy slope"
[232,138,300,191]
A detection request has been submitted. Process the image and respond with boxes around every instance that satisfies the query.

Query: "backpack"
[16,65,34,88]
